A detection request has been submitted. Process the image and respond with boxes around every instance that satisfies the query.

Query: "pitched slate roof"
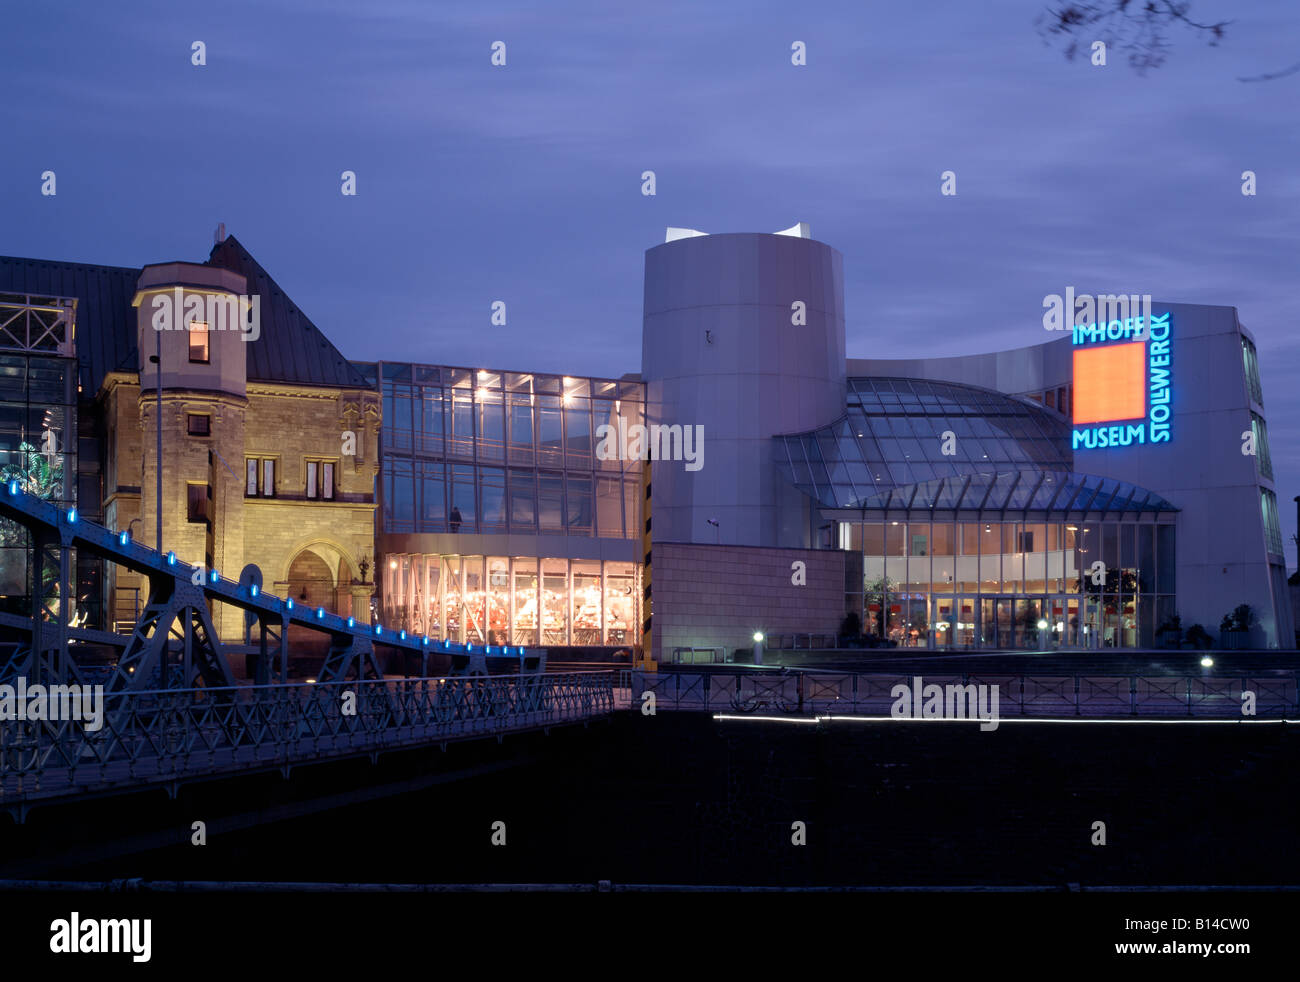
[206,236,369,389]
[0,236,369,395]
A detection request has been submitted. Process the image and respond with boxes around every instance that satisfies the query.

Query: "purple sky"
[2,0,1297,556]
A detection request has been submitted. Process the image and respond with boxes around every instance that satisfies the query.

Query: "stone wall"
[650,541,849,661]
[102,377,380,641]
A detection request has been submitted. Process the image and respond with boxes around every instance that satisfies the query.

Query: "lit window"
[306,460,337,500]
[189,322,210,363]
[245,457,276,498]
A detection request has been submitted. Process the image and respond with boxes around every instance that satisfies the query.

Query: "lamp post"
[149,337,162,552]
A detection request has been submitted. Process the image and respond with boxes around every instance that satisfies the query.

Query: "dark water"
[4,713,1297,887]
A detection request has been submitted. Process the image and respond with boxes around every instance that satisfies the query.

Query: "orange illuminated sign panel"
[1072,342,1145,425]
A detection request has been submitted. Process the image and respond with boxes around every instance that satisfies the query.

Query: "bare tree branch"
[1036,1,1230,75]
[1238,60,1300,82]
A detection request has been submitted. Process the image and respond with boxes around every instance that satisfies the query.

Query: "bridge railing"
[0,671,614,804]
[633,670,1300,718]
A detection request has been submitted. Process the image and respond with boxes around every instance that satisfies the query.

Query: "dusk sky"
[2,0,1297,551]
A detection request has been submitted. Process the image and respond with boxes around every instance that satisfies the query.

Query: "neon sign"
[1071,312,1171,449]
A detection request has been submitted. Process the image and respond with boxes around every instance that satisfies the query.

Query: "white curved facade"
[641,231,846,547]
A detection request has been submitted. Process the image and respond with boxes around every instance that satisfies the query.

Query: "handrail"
[633,669,1300,718]
[0,671,616,805]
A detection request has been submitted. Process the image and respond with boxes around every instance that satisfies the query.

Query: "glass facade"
[381,554,640,646]
[776,377,1071,508]
[844,519,1174,649]
[364,362,645,649]
[366,363,643,538]
[0,307,78,619]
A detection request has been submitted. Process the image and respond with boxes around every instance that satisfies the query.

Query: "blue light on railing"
[374,625,383,636]
[66,508,77,524]
[443,640,450,649]
[166,551,177,566]
[118,531,129,546]
[347,616,355,628]
[7,480,18,496]
[316,607,325,619]
[466,644,473,653]
[422,636,430,646]
[250,584,259,597]
[286,598,294,610]
[486,645,493,654]
[399,629,407,640]
[209,569,219,584]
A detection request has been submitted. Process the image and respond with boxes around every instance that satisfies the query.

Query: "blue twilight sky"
[1,0,1298,555]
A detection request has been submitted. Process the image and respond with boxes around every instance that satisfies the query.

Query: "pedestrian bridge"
[0,671,616,818]
[0,478,618,820]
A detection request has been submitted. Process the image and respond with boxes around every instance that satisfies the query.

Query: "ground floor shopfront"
[842,517,1177,650]
[381,553,641,647]
[879,593,1141,650]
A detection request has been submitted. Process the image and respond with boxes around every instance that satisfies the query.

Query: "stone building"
[0,234,380,644]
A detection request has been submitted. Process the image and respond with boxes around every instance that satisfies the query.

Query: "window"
[1262,490,1284,555]
[509,469,536,532]
[189,322,209,363]
[1250,412,1273,480]
[1242,337,1264,405]
[187,483,209,523]
[187,413,210,436]
[246,457,275,497]
[306,459,336,500]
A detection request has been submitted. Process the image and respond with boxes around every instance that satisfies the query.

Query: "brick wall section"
[651,542,848,661]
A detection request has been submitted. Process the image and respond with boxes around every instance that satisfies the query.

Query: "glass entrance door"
[931,595,955,648]
[1045,596,1066,649]
[954,596,978,648]
[980,598,998,647]
[996,599,1015,649]
[1082,595,1102,648]
[1065,597,1081,647]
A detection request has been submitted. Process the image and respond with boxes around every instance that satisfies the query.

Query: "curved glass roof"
[838,470,1177,515]
[775,377,1071,508]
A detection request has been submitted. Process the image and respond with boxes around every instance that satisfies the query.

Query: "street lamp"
[148,348,162,552]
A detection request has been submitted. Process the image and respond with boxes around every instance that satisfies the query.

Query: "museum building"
[1,225,1291,661]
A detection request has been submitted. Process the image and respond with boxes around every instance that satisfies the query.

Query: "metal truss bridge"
[0,483,615,819]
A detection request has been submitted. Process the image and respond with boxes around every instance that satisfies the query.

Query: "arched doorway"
[287,550,335,613]
[279,539,361,617]
[279,541,363,675]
